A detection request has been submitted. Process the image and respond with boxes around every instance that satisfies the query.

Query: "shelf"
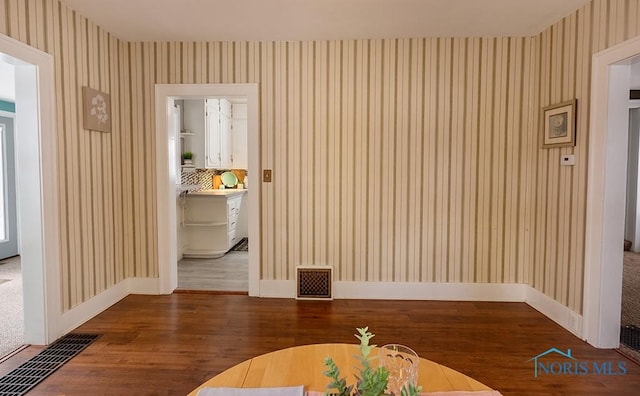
[182,220,226,227]
[180,132,195,136]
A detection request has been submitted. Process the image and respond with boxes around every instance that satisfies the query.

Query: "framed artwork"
[82,86,111,133]
[541,99,576,148]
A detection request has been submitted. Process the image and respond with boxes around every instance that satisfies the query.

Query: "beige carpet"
[0,256,23,360]
[622,251,640,327]
[620,251,640,364]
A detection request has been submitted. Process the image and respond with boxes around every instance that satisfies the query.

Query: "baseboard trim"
[258,280,582,338]
[59,279,129,336]
[58,277,161,339]
[59,278,583,344]
[525,285,583,337]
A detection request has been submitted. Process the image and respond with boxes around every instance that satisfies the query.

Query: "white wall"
[183,99,206,168]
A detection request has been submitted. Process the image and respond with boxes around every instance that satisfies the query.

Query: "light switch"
[560,154,575,166]
[263,169,272,182]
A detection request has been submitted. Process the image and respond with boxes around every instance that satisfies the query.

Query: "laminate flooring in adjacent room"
[177,251,248,292]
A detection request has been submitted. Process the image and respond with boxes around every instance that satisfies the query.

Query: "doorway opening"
[0,64,23,359]
[175,97,250,292]
[584,36,640,349]
[619,79,640,361]
[0,33,61,347]
[155,84,260,296]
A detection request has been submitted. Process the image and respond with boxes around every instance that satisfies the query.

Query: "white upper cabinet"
[232,103,248,170]
[219,99,233,167]
[205,98,222,168]
[204,98,247,170]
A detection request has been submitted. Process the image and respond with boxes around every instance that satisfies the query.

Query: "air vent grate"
[296,266,332,300]
[0,333,99,396]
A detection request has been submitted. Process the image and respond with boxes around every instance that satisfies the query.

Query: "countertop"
[186,189,247,198]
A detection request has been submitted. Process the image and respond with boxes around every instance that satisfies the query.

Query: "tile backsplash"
[181,169,246,190]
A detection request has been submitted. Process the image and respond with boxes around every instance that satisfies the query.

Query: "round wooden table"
[188,343,494,395]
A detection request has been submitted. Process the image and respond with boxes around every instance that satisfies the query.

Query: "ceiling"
[61,0,592,42]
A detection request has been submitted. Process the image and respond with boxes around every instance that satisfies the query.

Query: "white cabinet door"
[219,99,233,168]
[232,103,248,169]
[205,99,221,168]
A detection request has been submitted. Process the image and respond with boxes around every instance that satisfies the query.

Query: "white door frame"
[584,35,640,348]
[155,84,260,295]
[0,34,61,344]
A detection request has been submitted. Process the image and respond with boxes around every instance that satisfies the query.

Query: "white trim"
[0,33,60,345]
[259,280,582,336]
[155,84,260,296]
[59,277,163,335]
[526,287,582,337]
[60,279,129,335]
[584,35,640,348]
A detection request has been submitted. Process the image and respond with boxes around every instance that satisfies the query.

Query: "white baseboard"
[525,286,583,337]
[258,280,582,338]
[59,279,130,336]
[58,277,162,338]
[334,281,527,301]
[58,278,583,344]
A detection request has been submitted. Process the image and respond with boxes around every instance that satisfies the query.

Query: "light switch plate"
[560,154,575,166]
[263,169,272,182]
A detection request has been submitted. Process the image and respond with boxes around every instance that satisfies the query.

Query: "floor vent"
[621,325,640,351]
[296,266,332,300]
[0,333,99,396]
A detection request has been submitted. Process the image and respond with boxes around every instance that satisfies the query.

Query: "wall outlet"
[263,169,272,182]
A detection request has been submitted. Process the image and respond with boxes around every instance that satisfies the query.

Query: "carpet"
[622,251,640,328]
[231,237,248,252]
[0,258,23,361]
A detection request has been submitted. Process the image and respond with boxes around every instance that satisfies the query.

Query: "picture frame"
[82,86,111,133]
[541,99,576,148]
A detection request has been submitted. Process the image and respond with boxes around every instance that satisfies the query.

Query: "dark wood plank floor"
[1,294,639,395]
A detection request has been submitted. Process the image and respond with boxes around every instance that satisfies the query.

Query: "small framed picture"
[82,86,111,133]
[541,99,576,148]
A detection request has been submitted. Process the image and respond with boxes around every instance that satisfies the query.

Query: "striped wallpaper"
[0,0,637,313]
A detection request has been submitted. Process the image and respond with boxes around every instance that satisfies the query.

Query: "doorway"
[0,33,61,346]
[584,36,640,349]
[620,104,640,360]
[155,84,260,296]
[175,96,250,292]
[0,85,23,359]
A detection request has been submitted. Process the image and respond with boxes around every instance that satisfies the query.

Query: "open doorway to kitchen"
[155,84,260,296]
[176,97,249,292]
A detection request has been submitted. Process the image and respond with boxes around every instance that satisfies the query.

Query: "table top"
[188,343,493,395]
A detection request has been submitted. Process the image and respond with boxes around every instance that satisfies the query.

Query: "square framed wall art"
[541,99,576,148]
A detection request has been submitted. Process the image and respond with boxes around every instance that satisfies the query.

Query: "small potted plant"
[182,151,193,165]
[323,327,422,396]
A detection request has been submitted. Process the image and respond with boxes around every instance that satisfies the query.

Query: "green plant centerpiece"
[182,151,193,160]
[323,327,422,396]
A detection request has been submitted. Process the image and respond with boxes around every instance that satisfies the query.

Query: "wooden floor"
[1,295,639,395]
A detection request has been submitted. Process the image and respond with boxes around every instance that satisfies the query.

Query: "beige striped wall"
[0,0,153,311]
[1,0,639,313]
